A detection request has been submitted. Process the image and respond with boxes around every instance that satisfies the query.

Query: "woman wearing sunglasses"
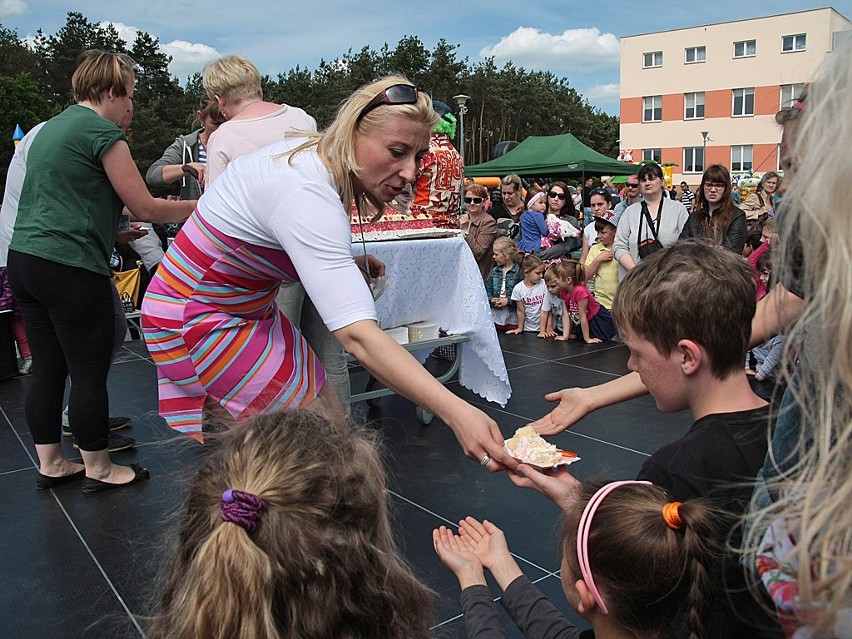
[141,76,513,472]
[538,181,583,260]
[462,183,498,281]
[679,164,747,254]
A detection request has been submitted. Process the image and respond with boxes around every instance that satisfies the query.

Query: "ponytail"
[549,259,586,287]
[160,524,279,638]
[521,253,543,273]
[677,500,720,639]
[562,482,722,639]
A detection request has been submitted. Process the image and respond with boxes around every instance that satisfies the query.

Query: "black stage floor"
[0,332,694,638]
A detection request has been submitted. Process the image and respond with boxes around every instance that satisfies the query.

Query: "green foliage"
[0,73,57,182]
[1,13,620,188]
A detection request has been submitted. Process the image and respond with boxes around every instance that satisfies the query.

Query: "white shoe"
[18,357,32,375]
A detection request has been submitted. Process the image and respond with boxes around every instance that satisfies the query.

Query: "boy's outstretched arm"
[530,371,649,435]
[750,283,804,347]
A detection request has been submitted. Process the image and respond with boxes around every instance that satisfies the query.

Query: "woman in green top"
[7,50,195,492]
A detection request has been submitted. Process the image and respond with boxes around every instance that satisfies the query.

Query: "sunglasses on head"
[357,84,420,123]
[591,188,609,196]
[464,197,484,204]
[548,191,566,200]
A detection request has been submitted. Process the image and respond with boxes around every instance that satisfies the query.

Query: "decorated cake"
[350,200,459,242]
[504,426,580,468]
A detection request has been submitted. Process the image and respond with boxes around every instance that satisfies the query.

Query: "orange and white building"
[619,8,851,185]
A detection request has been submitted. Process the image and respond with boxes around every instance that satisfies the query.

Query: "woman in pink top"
[202,54,317,186]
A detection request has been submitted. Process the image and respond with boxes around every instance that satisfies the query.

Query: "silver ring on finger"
[480,454,491,466]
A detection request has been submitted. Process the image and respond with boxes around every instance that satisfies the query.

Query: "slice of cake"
[505,426,578,467]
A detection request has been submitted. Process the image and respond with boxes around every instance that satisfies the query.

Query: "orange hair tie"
[662,502,683,530]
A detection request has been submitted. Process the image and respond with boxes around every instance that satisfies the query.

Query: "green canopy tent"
[464,133,638,178]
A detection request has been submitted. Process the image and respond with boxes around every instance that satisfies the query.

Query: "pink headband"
[527,191,546,209]
[576,480,651,614]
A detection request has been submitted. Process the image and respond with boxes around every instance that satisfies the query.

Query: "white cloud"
[162,40,220,81]
[583,83,620,102]
[100,21,140,45]
[480,27,620,73]
[0,0,26,19]
[99,21,218,82]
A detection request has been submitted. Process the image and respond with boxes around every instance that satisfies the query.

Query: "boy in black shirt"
[514,240,783,637]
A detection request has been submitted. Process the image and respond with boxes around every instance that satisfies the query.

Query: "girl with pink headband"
[434,480,722,638]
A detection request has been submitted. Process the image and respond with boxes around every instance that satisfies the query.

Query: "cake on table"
[350,201,460,242]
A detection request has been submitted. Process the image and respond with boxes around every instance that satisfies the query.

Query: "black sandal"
[82,464,150,494]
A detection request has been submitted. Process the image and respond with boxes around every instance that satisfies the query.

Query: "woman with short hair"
[462,183,498,281]
[202,54,316,186]
[8,50,194,491]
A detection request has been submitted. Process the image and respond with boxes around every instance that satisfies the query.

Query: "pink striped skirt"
[141,212,325,441]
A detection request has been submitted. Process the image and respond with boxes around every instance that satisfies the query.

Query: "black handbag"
[637,200,664,259]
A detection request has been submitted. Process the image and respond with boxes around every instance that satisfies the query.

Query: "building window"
[833,30,852,51]
[732,88,755,117]
[643,96,662,122]
[642,149,662,163]
[733,39,757,58]
[782,34,807,52]
[780,83,805,110]
[684,147,705,173]
[685,46,706,63]
[731,145,753,172]
[643,51,663,68]
[684,92,705,120]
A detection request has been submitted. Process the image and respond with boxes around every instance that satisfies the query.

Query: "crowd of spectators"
[3,41,849,639]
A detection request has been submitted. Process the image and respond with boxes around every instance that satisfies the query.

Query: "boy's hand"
[584,337,603,344]
[528,387,594,435]
[538,329,556,338]
[507,464,582,512]
[506,328,522,335]
[433,525,487,589]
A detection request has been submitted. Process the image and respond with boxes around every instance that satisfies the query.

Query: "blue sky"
[2,1,849,115]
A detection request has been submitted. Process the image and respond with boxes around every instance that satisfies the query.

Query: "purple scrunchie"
[220,488,267,533]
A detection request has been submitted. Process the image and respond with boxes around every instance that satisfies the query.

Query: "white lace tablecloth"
[353,237,512,406]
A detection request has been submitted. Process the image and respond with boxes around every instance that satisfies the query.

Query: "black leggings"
[8,251,115,451]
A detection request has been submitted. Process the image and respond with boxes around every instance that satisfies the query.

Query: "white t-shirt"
[198,137,376,333]
[583,222,597,247]
[205,105,317,186]
[0,122,46,266]
[541,290,564,331]
[510,280,547,332]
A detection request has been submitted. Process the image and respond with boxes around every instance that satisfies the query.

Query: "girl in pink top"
[549,260,618,343]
